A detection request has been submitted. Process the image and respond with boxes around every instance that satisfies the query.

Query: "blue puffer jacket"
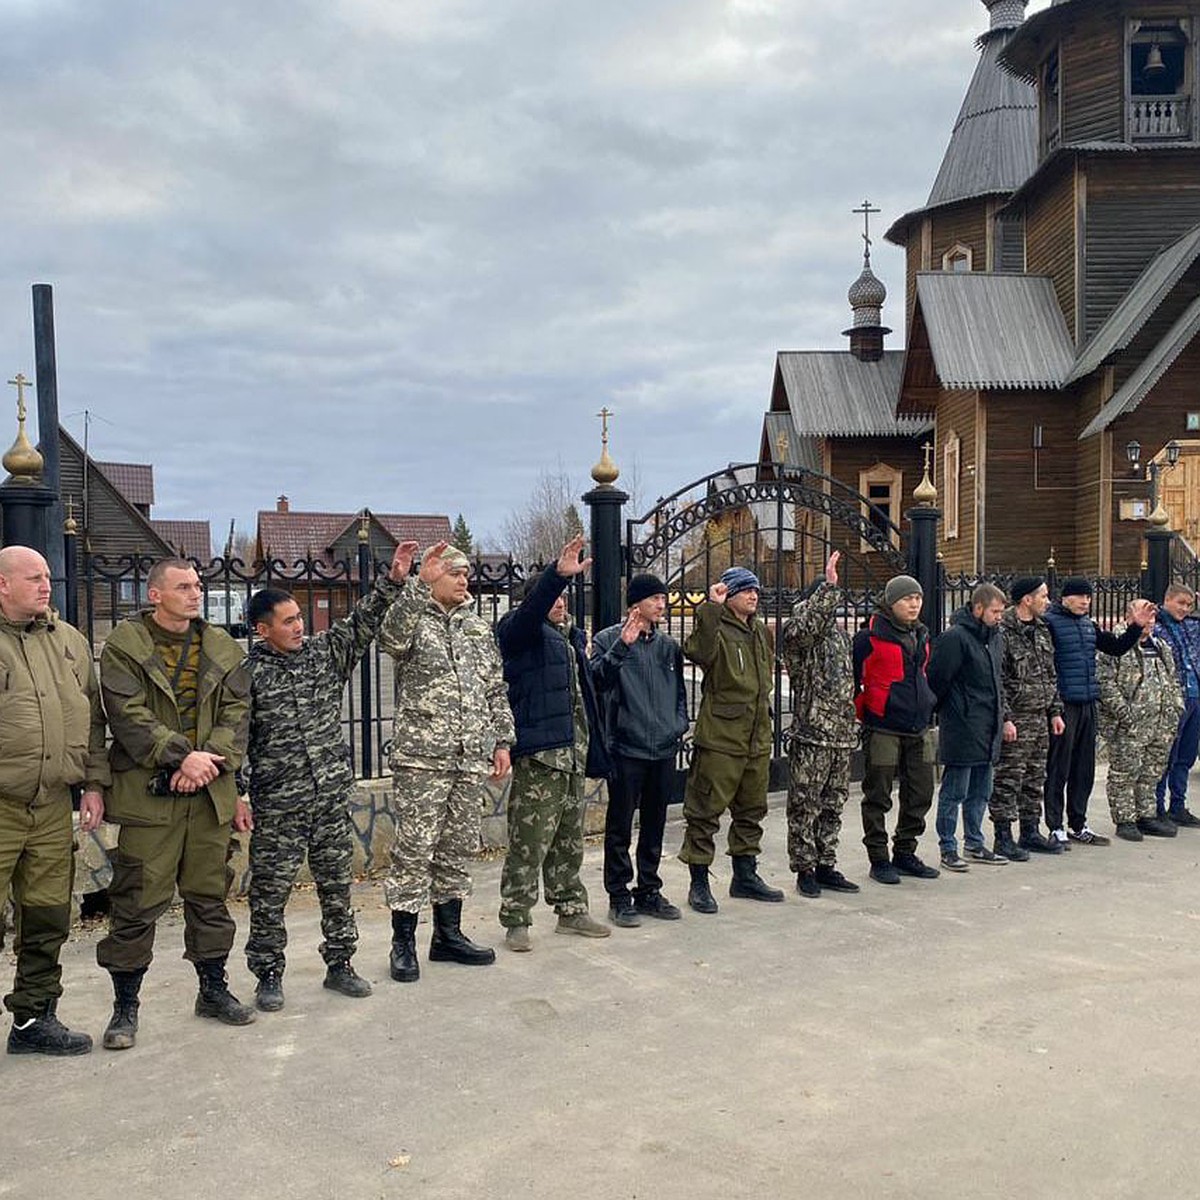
[496,568,612,779]
[1044,602,1141,703]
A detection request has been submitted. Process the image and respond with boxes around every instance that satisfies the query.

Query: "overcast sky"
[0,0,1049,551]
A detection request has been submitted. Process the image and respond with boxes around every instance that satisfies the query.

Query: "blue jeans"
[1156,698,1200,816]
[936,764,994,856]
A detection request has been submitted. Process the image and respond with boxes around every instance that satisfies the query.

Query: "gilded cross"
[853,199,881,266]
[7,372,32,421]
[597,406,612,448]
[775,430,790,461]
[922,441,934,474]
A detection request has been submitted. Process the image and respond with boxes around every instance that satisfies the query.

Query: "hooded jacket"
[927,605,1004,766]
[852,605,935,735]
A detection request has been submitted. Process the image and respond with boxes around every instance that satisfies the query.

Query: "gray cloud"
[0,0,1050,545]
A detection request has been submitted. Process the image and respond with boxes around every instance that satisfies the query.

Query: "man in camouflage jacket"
[379,541,514,982]
[989,577,1065,860]
[781,552,860,899]
[242,543,406,1011]
[1099,622,1184,841]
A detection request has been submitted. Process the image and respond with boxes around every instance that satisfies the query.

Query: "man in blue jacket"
[497,535,611,951]
[1154,584,1200,827]
[927,583,1008,871]
[591,574,689,927]
[1043,578,1154,846]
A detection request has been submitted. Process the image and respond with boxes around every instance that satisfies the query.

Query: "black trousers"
[604,754,674,898]
[1043,700,1096,834]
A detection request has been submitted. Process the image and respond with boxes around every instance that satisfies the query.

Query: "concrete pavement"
[5,772,1200,1200]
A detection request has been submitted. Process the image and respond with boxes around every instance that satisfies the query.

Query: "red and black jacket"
[852,610,935,735]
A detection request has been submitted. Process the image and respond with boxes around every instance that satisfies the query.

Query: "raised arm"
[323,540,412,679]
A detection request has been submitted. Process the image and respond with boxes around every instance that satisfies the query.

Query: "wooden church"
[762,0,1200,576]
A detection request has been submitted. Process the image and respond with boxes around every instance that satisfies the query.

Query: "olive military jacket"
[0,610,109,806]
[684,599,774,759]
[245,576,402,812]
[378,576,514,774]
[101,613,250,826]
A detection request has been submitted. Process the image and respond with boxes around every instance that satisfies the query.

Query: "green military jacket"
[781,581,857,751]
[0,610,109,807]
[379,577,515,773]
[1097,633,1184,742]
[684,599,774,758]
[101,613,250,826]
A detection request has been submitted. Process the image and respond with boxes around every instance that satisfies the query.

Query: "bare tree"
[501,468,586,564]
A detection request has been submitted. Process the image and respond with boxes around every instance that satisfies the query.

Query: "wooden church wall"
[935,389,978,573]
[1061,7,1124,145]
[929,202,988,273]
[982,390,1076,572]
[1026,169,1077,341]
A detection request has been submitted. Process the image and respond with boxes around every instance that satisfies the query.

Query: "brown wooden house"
[762,0,1200,577]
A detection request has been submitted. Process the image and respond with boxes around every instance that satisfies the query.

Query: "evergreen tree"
[451,513,475,556]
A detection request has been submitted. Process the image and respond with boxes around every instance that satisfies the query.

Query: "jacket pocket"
[711,703,748,720]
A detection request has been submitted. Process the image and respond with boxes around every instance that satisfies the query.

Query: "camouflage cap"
[439,546,470,571]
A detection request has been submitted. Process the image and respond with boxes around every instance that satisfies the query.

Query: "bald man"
[0,546,108,1056]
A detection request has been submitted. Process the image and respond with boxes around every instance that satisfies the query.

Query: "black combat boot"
[102,968,145,1050]
[1138,815,1178,838]
[687,863,718,914]
[1018,821,1062,854]
[323,960,373,997]
[993,823,1030,862]
[194,958,256,1025]
[729,855,785,902]
[390,910,420,982]
[429,899,496,966]
[7,999,92,1056]
[254,969,285,1013]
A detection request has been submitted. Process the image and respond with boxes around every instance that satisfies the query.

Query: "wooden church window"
[942,243,973,272]
[944,432,961,540]
[858,463,903,552]
[1128,20,1192,140]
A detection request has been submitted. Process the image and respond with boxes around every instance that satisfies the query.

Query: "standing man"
[678,565,782,913]
[781,552,859,898]
[242,542,408,1011]
[380,541,514,982]
[1098,622,1182,841]
[989,577,1065,860]
[1154,584,1200,827]
[591,573,689,927]
[853,575,939,885]
[97,558,254,1050]
[1042,579,1155,847]
[927,583,1008,872]
[497,535,611,950]
[0,546,107,1056]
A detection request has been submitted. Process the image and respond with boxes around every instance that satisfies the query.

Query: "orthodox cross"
[7,372,31,421]
[853,199,881,267]
[775,430,790,461]
[922,441,934,475]
[597,406,612,448]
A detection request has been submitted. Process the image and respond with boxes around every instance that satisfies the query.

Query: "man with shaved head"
[0,545,108,1056]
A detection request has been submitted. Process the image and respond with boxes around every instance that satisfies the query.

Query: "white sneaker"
[1050,828,1070,849]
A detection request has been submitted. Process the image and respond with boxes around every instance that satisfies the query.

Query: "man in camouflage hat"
[380,541,514,982]
[241,541,408,1011]
[781,551,860,898]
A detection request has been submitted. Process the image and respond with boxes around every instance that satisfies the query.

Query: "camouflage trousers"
[1105,727,1177,824]
[384,768,485,914]
[786,741,850,873]
[499,758,587,928]
[988,709,1049,827]
[245,791,357,978]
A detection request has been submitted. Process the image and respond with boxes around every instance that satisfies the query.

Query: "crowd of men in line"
[1,536,1197,1059]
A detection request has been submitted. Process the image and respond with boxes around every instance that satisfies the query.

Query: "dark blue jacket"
[496,569,612,779]
[927,605,1003,766]
[1043,602,1140,703]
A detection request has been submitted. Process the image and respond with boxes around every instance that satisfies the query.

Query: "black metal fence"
[66,549,1165,785]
